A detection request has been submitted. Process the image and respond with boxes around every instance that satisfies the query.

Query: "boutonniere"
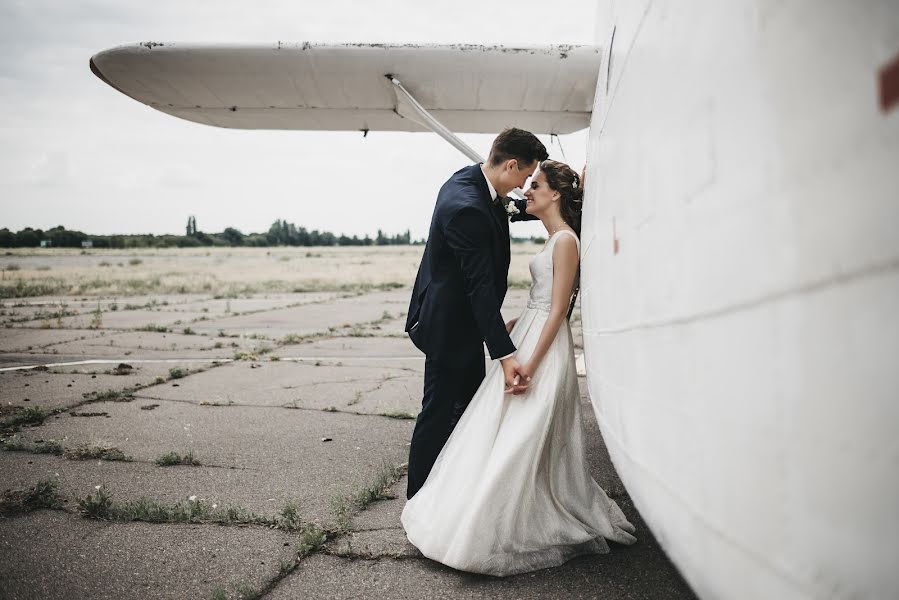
[504,200,519,219]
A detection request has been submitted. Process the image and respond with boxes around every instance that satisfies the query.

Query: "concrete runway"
[1,288,697,599]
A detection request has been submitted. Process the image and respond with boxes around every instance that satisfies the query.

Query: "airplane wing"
[89,42,600,134]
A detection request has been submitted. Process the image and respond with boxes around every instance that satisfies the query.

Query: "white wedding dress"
[401,230,637,577]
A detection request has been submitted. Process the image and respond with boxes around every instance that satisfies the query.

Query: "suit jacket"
[405,164,537,364]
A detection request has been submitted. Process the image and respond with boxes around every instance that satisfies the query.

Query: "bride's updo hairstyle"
[539,160,584,236]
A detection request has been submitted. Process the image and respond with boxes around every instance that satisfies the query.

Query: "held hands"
[518,361,536,387]
[501,356,530,395]
[505,318,518,334]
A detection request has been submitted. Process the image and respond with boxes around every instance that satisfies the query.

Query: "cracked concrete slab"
[273,521,698,600]
[170,291,341,314]
[0,303,77,326]
[66,295,209,311]
[0,295,207,321]
[275,468,692,600]
[0,329,106,354]
[275,335,423,361]
[0,362,213,414]
[132,361,421,416]
[0,253,701,600]
[327,528,421,560]
[325,475,419,560]
[31,330,258,359]
[0,509,296,600]
[0,452,304,522]
[7,400,412,526]
[188,290,409,337]
[27,309,214,330]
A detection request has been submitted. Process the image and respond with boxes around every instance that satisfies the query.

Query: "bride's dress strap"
[552,229,580,248]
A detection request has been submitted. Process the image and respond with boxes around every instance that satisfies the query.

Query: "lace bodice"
[526,230,580,311]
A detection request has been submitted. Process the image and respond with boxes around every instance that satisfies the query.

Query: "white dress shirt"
[479,164,514,361]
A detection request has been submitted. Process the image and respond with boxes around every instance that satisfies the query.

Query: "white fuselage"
[581,1,899,598]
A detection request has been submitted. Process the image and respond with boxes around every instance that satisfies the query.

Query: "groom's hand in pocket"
[501,356,530,395]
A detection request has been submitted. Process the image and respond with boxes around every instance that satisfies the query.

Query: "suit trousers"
[406,352,486,499]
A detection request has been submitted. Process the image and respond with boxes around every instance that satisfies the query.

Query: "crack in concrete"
[321,548,422,562]
[128,395,416,421]
[0,358,233,373]
[0,445,248,471]
[351,525,403,533]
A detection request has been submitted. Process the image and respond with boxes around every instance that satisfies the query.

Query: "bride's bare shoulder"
[551,231,579,263]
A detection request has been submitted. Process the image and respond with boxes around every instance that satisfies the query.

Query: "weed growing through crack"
[278,558,297,576]
[81,387,137,404]
[210,586,227,600]
[329,461,405,532]
[155,450,201,467]
[64,443,132,462]
[278,498,304,531]
[89,303,103,329]
[379,410,417,420]
[168,367,188,379]
[0,479,64,516]
[297,523,328,556]
[77,485,113,518]
[1,436,63,455]
[78,488,275,528]
[0,406,49,430]
[233,580,261,599]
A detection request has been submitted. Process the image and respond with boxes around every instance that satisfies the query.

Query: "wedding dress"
[401,230,637,577]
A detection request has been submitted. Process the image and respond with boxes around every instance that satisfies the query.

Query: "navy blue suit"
[405,164,535,498]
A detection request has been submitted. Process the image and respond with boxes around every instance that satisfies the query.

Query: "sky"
[0,0,596,240]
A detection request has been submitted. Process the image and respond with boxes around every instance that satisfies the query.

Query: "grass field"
[0,244,543,299]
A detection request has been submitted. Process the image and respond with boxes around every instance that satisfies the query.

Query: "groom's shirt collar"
[479,163,498,203]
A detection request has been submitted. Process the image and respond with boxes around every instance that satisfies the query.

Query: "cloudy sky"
[1,0,596,240]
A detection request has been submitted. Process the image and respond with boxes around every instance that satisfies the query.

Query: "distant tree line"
[0,217,421,249]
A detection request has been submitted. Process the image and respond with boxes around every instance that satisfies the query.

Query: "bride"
[401,160,637,577]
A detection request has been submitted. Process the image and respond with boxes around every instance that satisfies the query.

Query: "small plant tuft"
[210,586,227,600]
[297,523,328,556]
[0,478,64,516]
[0,406,48,430]
[278,498,304,531]
[78,485,113,519]
[155,450,201,467]
[89,303,103,329]
[330,461,405,532]
[64,443,132,462]
[379,410,417,420]
[1,436,63,455]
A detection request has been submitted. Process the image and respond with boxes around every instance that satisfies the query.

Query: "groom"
[405,128,548,499]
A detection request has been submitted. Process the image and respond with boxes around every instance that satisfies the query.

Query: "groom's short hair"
[487,128,548,167]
